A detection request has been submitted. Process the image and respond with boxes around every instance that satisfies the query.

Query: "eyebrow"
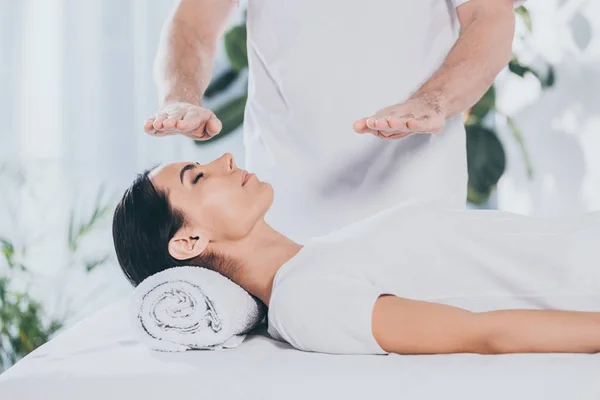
[179,163,201,184]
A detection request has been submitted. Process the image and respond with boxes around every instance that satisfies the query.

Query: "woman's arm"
[372,295,600,354]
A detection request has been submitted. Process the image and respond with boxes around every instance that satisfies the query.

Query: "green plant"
[465,6,555,204]
[0,231,65,371]
[0,271,63,369]
[200,23,250,143]
[0,167,113,372]
[201,6,555,204]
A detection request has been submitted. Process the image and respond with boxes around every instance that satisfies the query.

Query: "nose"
[220,153,235,171]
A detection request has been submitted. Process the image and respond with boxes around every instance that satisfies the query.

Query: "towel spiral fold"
[142,282,222,336]
[130,267,265,352]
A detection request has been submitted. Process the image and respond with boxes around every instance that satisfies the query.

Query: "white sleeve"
[268,277,387,355]
[452,0,526,8]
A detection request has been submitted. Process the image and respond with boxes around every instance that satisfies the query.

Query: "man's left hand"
[353,96,447,140]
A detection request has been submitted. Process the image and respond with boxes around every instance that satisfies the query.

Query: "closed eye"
[192,171,204,184]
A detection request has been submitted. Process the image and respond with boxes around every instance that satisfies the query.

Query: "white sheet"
[1,298,599,400]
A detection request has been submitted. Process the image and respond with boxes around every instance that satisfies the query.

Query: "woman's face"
[151,153,273,242]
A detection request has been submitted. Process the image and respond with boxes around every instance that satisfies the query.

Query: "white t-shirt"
[244,0,521,241]
[267,204,600,355]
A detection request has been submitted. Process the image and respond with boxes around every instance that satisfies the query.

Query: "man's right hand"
[144,101,223,141]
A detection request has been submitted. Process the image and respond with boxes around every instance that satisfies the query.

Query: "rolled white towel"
[130,266,266,352]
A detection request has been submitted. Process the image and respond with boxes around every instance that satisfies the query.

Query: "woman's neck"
[209,220,302,305]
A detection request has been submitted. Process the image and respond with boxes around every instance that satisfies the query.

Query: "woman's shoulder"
[267,263,334,347]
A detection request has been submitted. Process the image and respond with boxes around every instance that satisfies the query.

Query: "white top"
[244,0,525,242]
[244,0,469,242]
[268,204,600,355]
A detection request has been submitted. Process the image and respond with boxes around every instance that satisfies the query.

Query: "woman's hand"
[144,101,222,141]
[353,95,446,140]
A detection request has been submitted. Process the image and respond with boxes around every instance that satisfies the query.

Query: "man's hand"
[149,0,236,141]
[353,0,516,141]
[144,101,222,141]
[353,95,446,140]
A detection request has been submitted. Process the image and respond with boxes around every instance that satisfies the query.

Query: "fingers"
[379,131,413,140]
[187,112,222,140]
[144,102,224,141]
[144,118,156,134]
[187,125,211,141]
[406,118,424,133]
[366,115,412,138]
[380,116,443,139]
[357,114,444,140]
[152,113,168,131]
[205,114,222,136]
[353,118,367,133]
[163,109,185,130]
[366,117,393,131]
[386,115,412,133]
[177,111,203,131]
[353,118,379,135]
[355,116,407,138]
[184,113,222,141]
[407,115,444,134]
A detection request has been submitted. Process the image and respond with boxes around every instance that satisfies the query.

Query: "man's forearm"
[412,10,515,118]
[482,309,600,354]
[154,18,216,106]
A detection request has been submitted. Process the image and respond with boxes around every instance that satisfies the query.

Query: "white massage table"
[1,299,599,400]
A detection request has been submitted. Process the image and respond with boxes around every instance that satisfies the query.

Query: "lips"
[241,170,252,186]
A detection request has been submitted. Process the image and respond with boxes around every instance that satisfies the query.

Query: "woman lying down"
[112,153,600,356]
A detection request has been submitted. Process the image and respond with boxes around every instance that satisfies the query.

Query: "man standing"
[146,0,520,241]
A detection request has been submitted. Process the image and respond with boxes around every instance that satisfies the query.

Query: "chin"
[263,183,275,206]
[255,182,274,213]
[262,181,274,192]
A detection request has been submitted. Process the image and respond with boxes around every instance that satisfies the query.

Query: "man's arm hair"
[410,0,516,118]
[154,0,239,105]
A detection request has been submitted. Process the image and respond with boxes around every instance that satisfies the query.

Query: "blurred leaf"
[515,6,532,32]
[466,125,506,204]
[509,59,555,88]
[224,24,248,72]
[467,85,496,124]
[544,65,556,88]
[68,209,76,251]
[0,289,63,371]
[216,94,247,137]
[69,187,112,252]
[1,170,111,370]
[467,184,493,205]
[84,255,111,272]
[0,237,15,267]
[0,237,26,271]
[506,116,533,178]
[508,59,528,78]
[204,69,240,99]
[197,93,248,145]
[0,277,7,304]
[48,319,63,335]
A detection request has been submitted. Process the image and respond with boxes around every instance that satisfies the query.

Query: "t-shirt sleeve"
[268,277,387,355]
[452,0,526,8]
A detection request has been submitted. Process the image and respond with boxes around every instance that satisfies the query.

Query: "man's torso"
[244,0,467,240]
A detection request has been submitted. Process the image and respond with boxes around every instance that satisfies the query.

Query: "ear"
[168,227,209,261]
